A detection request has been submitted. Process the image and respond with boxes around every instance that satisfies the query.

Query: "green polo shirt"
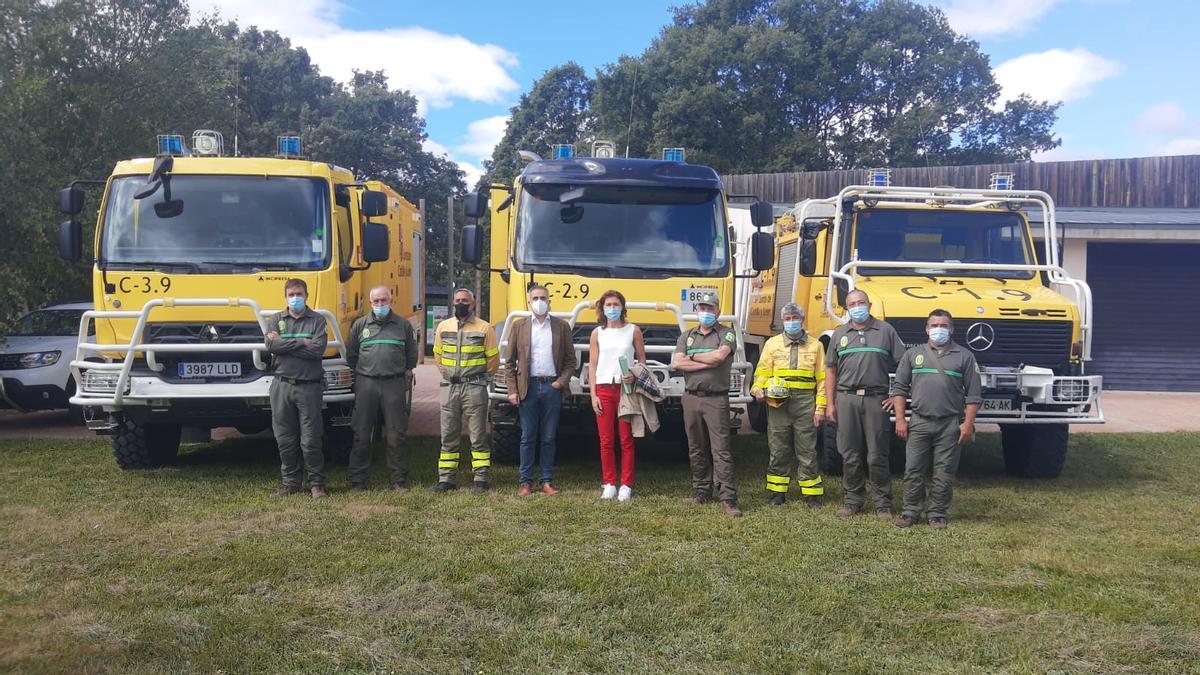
[347,312,418,377]
[824,316,907,391]
[675,323,737,393]
[265,307,328,381]
[891,341,983,418]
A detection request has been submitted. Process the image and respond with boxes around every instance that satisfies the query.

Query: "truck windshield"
[514,183,728,277]
[100,175,330,271]
[852,208,1035,280]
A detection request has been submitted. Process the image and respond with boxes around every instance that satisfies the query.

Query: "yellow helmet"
[766,376,789,399]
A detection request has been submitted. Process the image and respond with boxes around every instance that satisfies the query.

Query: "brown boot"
[836,505,862,518]
[929,517,948,530]
[720,500,743,518]
[271,486,301,498]
[391,481,409,493]
[349,484,367,493]
[311,486,328,499]
[875,508,893,520]
[894,515,918,528]
[685,490,711,505]
[540,482,560,496]
[517,483,533,497]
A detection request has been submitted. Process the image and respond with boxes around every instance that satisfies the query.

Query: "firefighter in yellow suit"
[751,303,827,507]
[432,288,499,493]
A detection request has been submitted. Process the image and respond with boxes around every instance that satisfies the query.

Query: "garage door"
[1087,242,1200,391]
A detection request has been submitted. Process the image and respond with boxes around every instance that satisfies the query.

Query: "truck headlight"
[18,351,62,368]
[323,367,353,390]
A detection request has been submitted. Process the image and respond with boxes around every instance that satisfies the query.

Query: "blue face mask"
[697,311,717,327]
[604,307,622,322]
[287,295,306,312]
[372,305,390,318]
[848,305,870,323]
[783,320,803,335]
[928,327,951,345]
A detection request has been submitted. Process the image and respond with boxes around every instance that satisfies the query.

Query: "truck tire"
[490,425,521,464]
[817,422,843,476]
[747,400,768,434]
[1001,424,1069,478]
[111,417,181,470]
[324,425,354,465]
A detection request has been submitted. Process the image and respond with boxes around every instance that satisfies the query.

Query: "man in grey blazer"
[503,284,578,495]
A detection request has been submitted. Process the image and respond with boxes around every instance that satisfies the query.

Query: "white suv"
[1,302,92,417]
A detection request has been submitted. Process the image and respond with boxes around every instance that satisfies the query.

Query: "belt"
[445,374,486,385]
[531,376,557,384]
[685,389,724,397]
[360,372,406,380]
[278,377,320,385]
[838,387,888,396]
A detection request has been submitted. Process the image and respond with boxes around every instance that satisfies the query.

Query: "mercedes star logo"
[965,322,995,351]
[200,324,220,343]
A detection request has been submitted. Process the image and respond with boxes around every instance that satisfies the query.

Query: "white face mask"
[530,298,549,316]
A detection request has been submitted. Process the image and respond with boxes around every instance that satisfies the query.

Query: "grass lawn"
[2,430,1198,673]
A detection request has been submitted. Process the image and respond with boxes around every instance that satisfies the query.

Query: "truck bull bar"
[490,301,754,404]
[68,297,353,409]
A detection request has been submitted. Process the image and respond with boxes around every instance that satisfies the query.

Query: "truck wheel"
[1002,424,1069,478]
[324,426,354,465]
[490,425,521,464]
[747,400,767,434]
[817,422,843,476]
[112,417,181,470]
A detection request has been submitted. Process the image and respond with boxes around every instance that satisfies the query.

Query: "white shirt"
[595,324,636,384]
[530,315,556,377]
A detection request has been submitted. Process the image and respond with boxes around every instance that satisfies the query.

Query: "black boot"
[768,493,786,506]
[431,481,457,493]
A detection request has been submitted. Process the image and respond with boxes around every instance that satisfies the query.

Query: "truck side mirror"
[799,239,817,276]
[360,190,388,218]
[461,223,484,265]
[463,192,487,219]
[751,230,774,271]
[59,186,85,215]
[361,221,389,263]
[58,220,82,261]
[750,201,774,228]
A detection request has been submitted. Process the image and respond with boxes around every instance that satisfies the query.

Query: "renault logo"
[965,322,995,351]
[200,324,220,343]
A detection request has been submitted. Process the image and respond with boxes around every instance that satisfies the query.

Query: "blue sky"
[193,0,1200,183]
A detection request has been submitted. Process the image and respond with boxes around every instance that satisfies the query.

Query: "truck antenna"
[624,59,639,159]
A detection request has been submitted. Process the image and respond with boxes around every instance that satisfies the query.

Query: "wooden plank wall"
[723,155,1200,208]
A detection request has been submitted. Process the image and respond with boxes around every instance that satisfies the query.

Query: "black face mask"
[454,302,471,319]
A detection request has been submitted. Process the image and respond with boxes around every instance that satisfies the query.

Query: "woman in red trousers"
[588,290,646,502]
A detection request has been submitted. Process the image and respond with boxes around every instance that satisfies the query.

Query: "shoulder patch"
[686,336,694,347]
[361,327,371,338]
[724,330,735,343]
[839,335,849,348]
[277,319,286,331]
[915,354,925,366]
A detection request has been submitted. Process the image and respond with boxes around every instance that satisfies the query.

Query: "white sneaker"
[600,484,617,500]
[617,485,633,502]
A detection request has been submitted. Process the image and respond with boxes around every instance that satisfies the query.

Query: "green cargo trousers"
[835,392,892,510]
[765,394,823,496]
[270,379,325,489]
[902,413,962,520]
[438,382,490,484]
[683,393,737,502]
[348,375,410,486]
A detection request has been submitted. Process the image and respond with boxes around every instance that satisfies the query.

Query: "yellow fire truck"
[56,130,425,469]
[745,171,1103,478]
[459,142,776,458]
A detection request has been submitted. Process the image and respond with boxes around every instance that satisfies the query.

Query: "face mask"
[287,295,306,312]
[697,311,717,327]
[372,305,390,318]
[783,320,803,335]
[604,307,622,322]
[530,299,549,316]
[848,306,870,323]
[928,327,951,345]
[454,302,471,319]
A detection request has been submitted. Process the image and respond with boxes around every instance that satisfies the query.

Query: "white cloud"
[1159,138,1200,156]
[454,115,510,163]
[930,0,1066,38]
[1131,101,1191,137]
[456,161,485,188]
[194,0,519,112]
[993,48,1122,104]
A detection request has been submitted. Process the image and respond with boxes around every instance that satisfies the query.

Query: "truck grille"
[145,322,266,381]
[888,318,1072,374]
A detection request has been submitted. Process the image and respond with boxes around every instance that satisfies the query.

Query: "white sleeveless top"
[594,324,636,384]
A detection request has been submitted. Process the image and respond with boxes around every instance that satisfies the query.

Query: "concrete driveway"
[2,364,1196,440]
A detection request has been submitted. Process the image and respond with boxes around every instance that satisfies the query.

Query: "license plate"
[982,398,1013,411]
[681,287,719,313]
[178,362,242,378]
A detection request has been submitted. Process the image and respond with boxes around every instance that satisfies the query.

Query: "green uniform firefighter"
[432,288,499,493]
[751,303,828,508]
[892,309,981,530]
[672,291,742,518]
[824,289,907,519]
[265,278,329,499]
[346,285,419,492]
